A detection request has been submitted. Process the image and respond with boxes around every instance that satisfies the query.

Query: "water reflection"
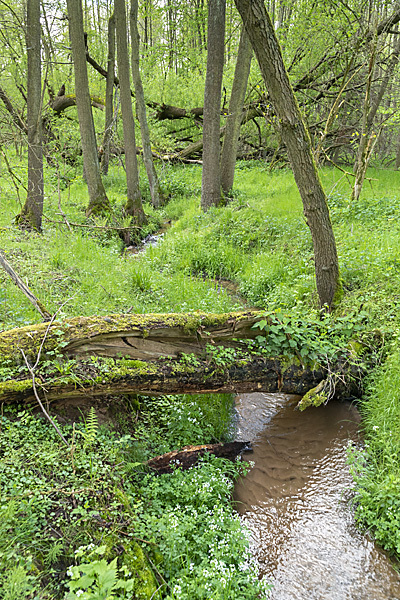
[234,393,400,600]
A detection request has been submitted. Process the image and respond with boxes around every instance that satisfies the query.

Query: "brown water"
[234,393,400,600]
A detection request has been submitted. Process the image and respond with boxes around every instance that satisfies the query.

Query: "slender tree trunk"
[18,0,43,231]
[220,26,252,196]
[66,0,110,216]
[352,31,400,202]
[114,0,146,224]
[130,0,164,208]
[234,0,340,310]
[201,0,226,211]
[101,13,116,176]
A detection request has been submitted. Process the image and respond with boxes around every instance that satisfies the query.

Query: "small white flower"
[76,591,84,597]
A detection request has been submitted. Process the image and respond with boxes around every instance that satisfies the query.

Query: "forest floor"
[0,159,400,598]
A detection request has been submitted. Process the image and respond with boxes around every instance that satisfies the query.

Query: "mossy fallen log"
[0,352,361,405]
[0,311,365,405]
[0,310,263,364]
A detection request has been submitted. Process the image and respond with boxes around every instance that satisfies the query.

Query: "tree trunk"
[114,0,146,225]
[18,0,44,231]
[101,13,116,176]
[234,0,340,310]
[66,0,110,216]
[0,311,364,406]
[352,31,400,203]
[130,0,164,208]
[201,0,226,211]
[220,26,252,195]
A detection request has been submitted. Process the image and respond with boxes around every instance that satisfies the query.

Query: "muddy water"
[234,393,400,599]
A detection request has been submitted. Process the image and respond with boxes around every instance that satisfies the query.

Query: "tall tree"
[114,0,146,224]
[101,13,116,176]
[201,0,226,211]
[352,30,400,203]
[234,0,340,310]
[130,0,164,208]
[66,0,110,216]
[18,0,43,230]
[220,25,252,196]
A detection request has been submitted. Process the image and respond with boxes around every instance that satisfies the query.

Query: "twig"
[0,250,52,321]
[19,296,75,446]
[43,214,141,231]
[21,348,69,446]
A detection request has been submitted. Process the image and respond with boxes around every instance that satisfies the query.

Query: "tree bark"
[114,0,146,225]
[66,0,110,216]
[220,26,252,195]
[234,0,340,310]
[130,0,164,208]
[101,13,116,176]
[201,0,226,211]
[18,0,44,231]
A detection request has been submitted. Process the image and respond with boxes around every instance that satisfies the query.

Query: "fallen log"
[147,441,252,474]
[0,310,263,363]
[0,311,365,406]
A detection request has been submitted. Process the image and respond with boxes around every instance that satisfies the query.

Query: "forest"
[1,0,400,598]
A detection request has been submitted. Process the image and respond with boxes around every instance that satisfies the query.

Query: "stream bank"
[234,393,400,599]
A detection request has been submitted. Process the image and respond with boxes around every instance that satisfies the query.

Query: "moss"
[297,379,327,411]
[0,379,32,394]
[121,542,161,600]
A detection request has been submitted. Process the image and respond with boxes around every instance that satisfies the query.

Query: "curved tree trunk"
[234,0,340,310]
[101,13,116,176]
[201,0,226,211]
[220,26,252,196]
[66,0,109,216]
[130,0,164,208]
[114,0,146,225]
[18,0,43,231]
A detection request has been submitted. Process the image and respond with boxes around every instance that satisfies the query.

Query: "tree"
[352,29,400,203]
[18,0,43,231]
[101,13,116,176]
[234,0,340,310]
[114,0,146,225]
[201,0,226,211]
[220,25,252,195]
[130,0,164,208]
[66,0,110,216]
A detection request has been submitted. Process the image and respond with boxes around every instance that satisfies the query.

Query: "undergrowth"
[0,394,269,599]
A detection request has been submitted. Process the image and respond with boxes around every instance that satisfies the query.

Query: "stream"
[234,393,400,599]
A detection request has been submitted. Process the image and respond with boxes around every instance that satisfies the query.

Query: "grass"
[2,151,400,587]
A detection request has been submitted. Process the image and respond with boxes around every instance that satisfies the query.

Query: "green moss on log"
[0,311,262,364]
[297,379,327,411]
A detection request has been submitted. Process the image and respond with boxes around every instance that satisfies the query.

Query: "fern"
[81,407,98,449]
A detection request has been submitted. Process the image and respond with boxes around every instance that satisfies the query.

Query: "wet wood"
[147,441,252,474]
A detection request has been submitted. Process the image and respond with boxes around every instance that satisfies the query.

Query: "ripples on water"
[234,393,400,600]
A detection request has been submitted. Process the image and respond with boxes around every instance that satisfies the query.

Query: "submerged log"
[147,441,252,474]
